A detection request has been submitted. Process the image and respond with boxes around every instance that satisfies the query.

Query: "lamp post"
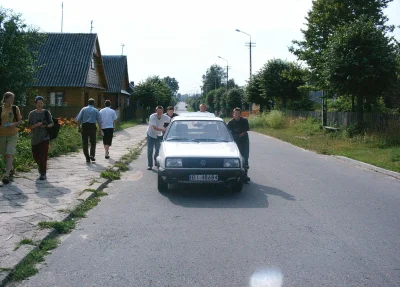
[236,29,255,113]
[218,56,229,91]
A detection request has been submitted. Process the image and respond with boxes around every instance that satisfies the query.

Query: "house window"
[91,56,95,70]
[50,92,56,106]
[49,92,64,106]
[57,92,64,106]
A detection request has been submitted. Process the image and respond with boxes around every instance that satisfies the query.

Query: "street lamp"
[236,29,256,113]
[218,56,229,90]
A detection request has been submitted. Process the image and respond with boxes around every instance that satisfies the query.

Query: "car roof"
[172,112,224,122]
[176,112,216,118]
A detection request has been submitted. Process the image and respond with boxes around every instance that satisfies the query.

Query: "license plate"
[189,175,218,181]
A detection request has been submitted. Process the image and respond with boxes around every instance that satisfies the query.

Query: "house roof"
[102,56,129,94]
[32,33,99,87]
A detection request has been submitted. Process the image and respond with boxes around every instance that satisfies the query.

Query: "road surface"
[20,103,400,287]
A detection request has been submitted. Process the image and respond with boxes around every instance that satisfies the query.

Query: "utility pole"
[61,2,64,33]
[121,43,125,55]
[236,29,256,113]
[90,20,93,33]
[245,38,256,81]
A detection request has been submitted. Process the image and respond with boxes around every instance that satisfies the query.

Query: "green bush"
[248,113,268,128]
[48,125,81,157]
[249,111,286,129]
[294,117,321,133]
[265,110,285,129]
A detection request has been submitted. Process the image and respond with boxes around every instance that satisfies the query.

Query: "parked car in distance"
[156,113,245,192]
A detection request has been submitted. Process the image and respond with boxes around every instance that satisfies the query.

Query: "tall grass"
[249,110,285,129]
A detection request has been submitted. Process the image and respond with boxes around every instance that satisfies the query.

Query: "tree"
[205,90,215,112]
[0,7,45,103]
[132,76,173,122]
[227,79,239,90]
[259,59,305,110]
[225,88,243,112]
[163,76,179,95]
[245,73,267,111]
[322,16,398,125]
[202,64,226,93]
[290,0,394,88]
[213,87,225,114]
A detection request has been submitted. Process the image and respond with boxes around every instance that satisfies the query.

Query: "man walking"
[76,98,102,163]
[147,106,170,170]
[228,107,250,182]
[99,100,117,159]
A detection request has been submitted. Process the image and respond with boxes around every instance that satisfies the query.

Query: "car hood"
[162,141,241,158]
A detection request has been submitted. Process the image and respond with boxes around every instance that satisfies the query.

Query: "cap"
[35,96,44,103]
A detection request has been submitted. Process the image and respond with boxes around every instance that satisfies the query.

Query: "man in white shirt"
[99,100,117,159]
[146,106,170,170]
[197,103,209,112]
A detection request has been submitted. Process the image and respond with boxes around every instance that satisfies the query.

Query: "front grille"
[182,158,224,168]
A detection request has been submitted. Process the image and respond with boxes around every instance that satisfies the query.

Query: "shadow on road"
[160,181,294,208]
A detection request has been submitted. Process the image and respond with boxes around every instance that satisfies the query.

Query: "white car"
[156,113,245,192]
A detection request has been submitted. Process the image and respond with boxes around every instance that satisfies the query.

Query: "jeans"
[82,124,97,159]
[147,135,162,167]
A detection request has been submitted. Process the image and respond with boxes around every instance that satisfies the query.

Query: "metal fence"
[284,110,400,128]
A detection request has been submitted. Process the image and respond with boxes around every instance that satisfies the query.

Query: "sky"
[2,0,400,94]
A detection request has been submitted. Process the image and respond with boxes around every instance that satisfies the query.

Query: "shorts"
[0,133,19,155]
[102,128,114,146]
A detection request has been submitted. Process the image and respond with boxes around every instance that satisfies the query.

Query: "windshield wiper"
[166,137,197,142]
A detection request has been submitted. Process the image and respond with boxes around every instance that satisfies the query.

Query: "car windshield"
[165,120,233,142]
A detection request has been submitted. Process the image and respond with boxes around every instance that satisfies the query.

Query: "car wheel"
[231,181,243,192]
[158,173,168,192]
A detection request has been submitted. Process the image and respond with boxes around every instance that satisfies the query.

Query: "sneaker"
[147,166,152,170]
[2,176,10,184]
[105,152,110,159]
[90,156,96,162]
[39,174,47,180]
[86,158,91,163]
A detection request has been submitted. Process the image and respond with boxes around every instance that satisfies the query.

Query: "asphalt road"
[19,103,400,287]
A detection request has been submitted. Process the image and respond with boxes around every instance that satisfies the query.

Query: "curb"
[0,138,147,287]
[334,156,400,180]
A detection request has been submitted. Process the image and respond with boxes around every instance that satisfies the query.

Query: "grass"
[250,113,400,173]
[100,169,121,180]
[38,220,76,234]
[115,119,140,131]
[10,238,59,282]
[70,198,101,218]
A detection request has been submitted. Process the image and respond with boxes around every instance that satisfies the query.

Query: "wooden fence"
[284,110,400,128]
[19,105,137,122]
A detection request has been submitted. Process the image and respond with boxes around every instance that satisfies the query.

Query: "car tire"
[231,181,243,192]
[158,173,168,192]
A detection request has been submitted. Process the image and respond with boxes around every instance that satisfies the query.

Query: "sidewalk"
[0,124,148,283]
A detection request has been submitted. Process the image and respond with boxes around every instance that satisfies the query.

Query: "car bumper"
[158,168,244,184]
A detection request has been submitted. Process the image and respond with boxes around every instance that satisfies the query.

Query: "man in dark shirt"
[228,107,250,182]
[164,106,179,129]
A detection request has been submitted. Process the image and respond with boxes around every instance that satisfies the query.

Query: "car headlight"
[166,158,183,168]
[223,159,240,168]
